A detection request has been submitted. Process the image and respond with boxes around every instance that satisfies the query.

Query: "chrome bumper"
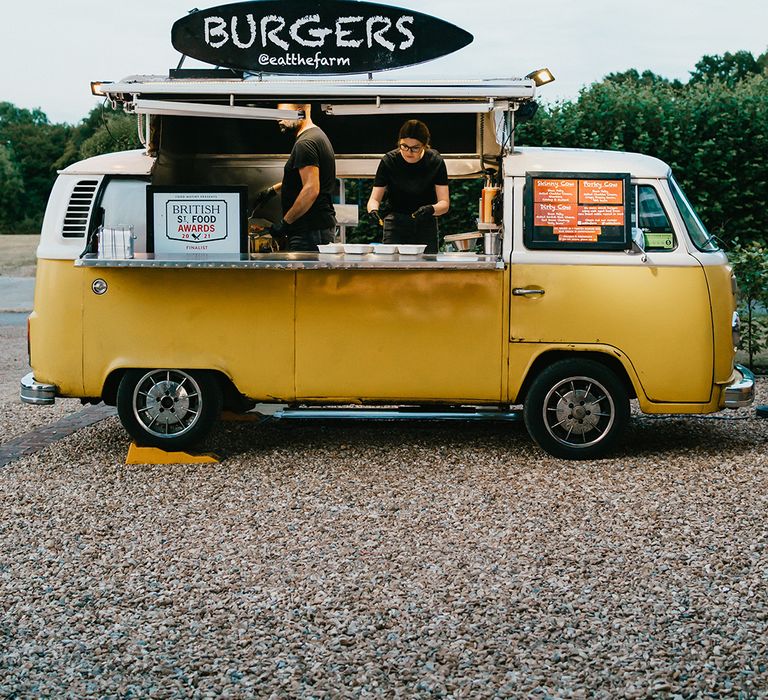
[724,364,755,409]
[20,372,57,405]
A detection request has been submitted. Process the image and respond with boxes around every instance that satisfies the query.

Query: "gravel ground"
[0,326,81,444]
[1,323,767,696]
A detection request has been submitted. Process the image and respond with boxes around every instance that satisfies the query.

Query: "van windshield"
[669,175,719,252]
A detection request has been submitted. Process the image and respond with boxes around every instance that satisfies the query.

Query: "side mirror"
[627,227,648,262]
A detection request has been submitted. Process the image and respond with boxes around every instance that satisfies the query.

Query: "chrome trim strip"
[270,408,522,422]
[20,372,57,406]
[724,364,755,409]
[75,253,504,271]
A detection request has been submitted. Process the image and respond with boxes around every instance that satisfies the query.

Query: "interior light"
[525,68,555,87]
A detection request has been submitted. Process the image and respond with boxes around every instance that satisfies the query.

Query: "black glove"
[412,205,435,220]
[251,186,277,213]
[368,210,383,226]
[270,218,288,237]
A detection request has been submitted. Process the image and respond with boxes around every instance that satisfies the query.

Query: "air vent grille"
[62,180,99,238]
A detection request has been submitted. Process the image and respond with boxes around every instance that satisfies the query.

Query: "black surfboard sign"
[171,0,474,75]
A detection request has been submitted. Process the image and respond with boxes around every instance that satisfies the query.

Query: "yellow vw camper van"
[20,75,754,459]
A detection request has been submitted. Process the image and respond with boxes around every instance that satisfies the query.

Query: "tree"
[517,58,768,248]
[0,102,142,233]
[54,104,142,170]
[0,145,24,233]
[689,49,767,87]
[0,102,70,233]
[77,107,142,160]
[604,68,683,90]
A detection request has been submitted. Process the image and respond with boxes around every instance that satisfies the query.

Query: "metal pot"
[444,232,482,251]
[483,231,501,256]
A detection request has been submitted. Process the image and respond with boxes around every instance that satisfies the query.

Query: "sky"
[1,0,766,124]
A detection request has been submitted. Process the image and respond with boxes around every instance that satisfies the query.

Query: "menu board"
[146,186,247,255]
[525,173,631,250]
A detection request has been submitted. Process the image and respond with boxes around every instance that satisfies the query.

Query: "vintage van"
[20,76,754,459]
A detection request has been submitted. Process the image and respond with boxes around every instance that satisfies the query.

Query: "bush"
[518,67,768,249]
[728,240,768,370]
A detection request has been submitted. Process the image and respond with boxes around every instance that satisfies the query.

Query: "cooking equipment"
[444,232,482,251]
[483,231,501,255]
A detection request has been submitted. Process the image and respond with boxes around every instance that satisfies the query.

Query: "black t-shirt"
[373,148,448,214]
[281,126,337,232]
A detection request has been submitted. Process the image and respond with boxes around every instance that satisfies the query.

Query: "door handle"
[512,288,545,297]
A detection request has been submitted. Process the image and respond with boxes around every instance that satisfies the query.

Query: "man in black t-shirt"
[256,103,337,251]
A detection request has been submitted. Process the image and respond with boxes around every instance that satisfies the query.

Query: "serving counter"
[76,252,505,270]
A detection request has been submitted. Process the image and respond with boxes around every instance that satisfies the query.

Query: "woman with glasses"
[366,119,449,253]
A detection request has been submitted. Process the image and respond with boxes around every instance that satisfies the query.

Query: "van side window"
[99,178,150,254]
[635,185,676,251]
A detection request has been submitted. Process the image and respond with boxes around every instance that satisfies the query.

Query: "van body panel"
[80,268,296,400]
[29,260,84,395]
[294,269,505,402]
[507,342,648,405]
[509,263,713,402]
[506,342,722,413]
[506,342,643,403]
[700,257,737,385]
[60,149,154,177]
[503,148,670,180]
[38,175,104,260]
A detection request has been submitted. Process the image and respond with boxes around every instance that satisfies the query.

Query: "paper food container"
[397,244,427,255]
[343,244,374,254]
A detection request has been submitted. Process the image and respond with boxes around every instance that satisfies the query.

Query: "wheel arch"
[101,366,247,411]
[514,347,639,405]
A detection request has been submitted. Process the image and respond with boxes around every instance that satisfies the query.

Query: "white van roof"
[60,146,671,180]
[504,147,671,179]
[60,149,154,176]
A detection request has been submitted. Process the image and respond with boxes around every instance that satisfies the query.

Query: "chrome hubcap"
[543,376,615,448]
[133,370,201,438]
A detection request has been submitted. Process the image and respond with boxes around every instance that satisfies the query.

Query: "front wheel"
[523,359,629,460]
[116,369,222,450]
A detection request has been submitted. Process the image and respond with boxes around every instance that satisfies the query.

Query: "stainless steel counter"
[75,253,504,270]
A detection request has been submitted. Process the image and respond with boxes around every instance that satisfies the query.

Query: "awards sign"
[147,186,247,255]
[171,0,474,74]
[524,173,632,251]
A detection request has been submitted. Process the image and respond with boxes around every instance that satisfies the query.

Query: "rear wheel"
[116,369,222,450]
[523,359,629,460]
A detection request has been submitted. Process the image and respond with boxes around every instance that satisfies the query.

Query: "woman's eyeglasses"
[398,142,424,154]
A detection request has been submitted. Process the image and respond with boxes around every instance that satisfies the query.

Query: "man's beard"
[279,121,300,135]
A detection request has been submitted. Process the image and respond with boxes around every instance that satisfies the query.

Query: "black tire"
[523,359,629,460]
[116,369,222,450]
